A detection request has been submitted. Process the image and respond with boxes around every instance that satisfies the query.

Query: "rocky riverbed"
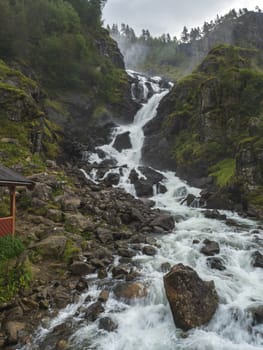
[0,161,175,349]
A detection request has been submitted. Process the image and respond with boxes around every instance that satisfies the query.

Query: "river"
[21,71,263,350]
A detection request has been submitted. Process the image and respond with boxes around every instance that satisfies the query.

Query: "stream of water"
[22,72,263,350]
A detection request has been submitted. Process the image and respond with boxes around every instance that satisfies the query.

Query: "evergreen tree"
[181,26,189,43]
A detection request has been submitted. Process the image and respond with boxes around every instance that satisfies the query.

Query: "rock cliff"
[142,45,263,217]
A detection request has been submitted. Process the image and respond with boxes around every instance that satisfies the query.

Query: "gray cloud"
[103,0,259,37]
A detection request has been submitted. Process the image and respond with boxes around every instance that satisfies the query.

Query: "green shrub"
[0,235,25,260]
[0,235,31,302]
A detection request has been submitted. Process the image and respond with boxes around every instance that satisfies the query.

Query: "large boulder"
[164,264,218,330]
[150,214,175,231]
[32,235,68,258]
[129,167,167,197]
[200,239,220,256]
[113,132,132,152]
[251,251,263,268]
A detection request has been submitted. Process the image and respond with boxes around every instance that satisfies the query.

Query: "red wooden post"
[9,185,16,236]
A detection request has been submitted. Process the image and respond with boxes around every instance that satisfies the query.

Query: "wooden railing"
[0,216,14,237]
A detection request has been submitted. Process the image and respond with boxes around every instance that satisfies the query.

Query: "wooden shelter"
[0,164,34,237]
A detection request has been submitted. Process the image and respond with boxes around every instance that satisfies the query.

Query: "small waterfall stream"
[22,72,263,350]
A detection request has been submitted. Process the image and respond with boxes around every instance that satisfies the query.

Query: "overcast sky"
[103,0,260,37]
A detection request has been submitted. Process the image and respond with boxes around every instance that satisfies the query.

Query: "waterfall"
[21,72,263,350]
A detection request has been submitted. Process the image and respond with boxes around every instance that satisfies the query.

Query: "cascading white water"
[22,72,263,350]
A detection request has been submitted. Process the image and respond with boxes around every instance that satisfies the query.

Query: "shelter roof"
[0,164,34,188]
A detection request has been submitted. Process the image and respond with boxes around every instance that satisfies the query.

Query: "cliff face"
[142,45,263,216]
[0,33,136,169]
[0,59,60,171]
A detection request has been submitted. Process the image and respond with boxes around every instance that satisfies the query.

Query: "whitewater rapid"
[21,72,263,350]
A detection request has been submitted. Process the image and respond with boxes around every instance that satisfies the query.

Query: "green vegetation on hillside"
[0,1,131,171]
[155,44,263,213]
[0,235,31,302]
[0,0,125,102]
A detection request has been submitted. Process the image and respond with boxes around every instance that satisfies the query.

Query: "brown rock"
[113,282,147,300]
[163,264,218,330]
[200,239,220,256]
[142,245,157,256]
[70,261,94,276]
[4,321,25,344]
[56,339,69,350]
[85,302,104,322]
[98,290,110,303]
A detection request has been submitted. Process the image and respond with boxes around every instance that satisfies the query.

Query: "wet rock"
[182,194,197,206]
[247,305,263,325]
[251,251,263,268]
[131,166,166,197]
[204,210,227,220]
[150,214,175,231]
[98,290,110,303]
[164,264,218,330]
[160,262,171,272]
[113,132,132,152]
[174,186,188,199]
[104,173,120,187]
[85,302,104,322]
[203,192,234,211]
[157,183,167,194]
[133,180,153,197]
[138,166,165,185]
[70,262,94,276]
[142,245,157,256]
[113,282,147,300]
[56,339,69,350]
[98,317,118,332]
[206,257,226,271]
[126,270,141,281]
[145,237,158,246]
[118,248,136,258]
[112,265,129,278]
[97,268,107,279]
[201,239,220,256]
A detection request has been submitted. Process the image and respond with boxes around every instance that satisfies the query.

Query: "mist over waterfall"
[21,72,263,350]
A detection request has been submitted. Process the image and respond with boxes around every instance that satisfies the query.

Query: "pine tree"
[181,26,189,43]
